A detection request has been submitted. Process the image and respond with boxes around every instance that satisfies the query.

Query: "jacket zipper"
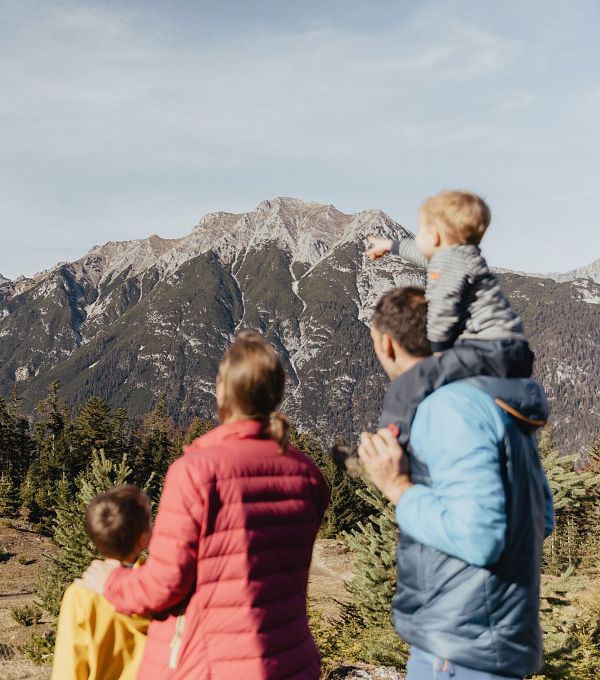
[169,615,186,670]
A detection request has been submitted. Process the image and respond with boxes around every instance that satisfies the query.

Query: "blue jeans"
[406,647,522,680]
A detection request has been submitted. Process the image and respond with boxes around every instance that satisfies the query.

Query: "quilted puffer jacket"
[104,419,330,680]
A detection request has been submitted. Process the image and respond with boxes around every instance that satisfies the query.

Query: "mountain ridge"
[0,197,598,455]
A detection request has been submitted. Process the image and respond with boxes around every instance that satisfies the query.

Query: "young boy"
[51,485,152,680]
[367,190,534,443]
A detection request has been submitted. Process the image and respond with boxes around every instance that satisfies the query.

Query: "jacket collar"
[185,418,267,453]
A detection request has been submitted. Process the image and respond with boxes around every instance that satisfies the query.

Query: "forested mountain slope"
[0,198,598,453]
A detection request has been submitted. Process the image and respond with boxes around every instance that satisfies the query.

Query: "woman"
[80,331,330,679]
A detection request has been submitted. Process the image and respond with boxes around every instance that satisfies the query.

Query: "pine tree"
[540,426,600,574]
[0,472,19,518]
[183,417,214,445]
[21,383,74,531]
[37,450,133,617]
[0,392,32,486]
[324,484,407,667]
[0,396,18,476]
[9,390,35,487]
[575,432,600,576]
[112,408,132,456]
[289,430,371,537]
[581,433,600,473]
[70,397,116,462]
[132,398,176,490]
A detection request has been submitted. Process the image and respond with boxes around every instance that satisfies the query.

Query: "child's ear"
[138,529,151,552]
[432,228,442,247]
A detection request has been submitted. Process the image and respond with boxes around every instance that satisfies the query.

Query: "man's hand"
[366,236,393,260]
[74,558,121,595]
[358,428,414,505]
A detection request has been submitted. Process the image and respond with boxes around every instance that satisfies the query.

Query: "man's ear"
[382,333,395,360]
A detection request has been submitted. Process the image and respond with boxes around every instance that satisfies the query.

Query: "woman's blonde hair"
[217,331,289,451]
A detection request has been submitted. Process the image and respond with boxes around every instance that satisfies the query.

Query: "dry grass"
[0,522,354,679]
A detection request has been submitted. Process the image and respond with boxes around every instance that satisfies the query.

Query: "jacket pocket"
[169,615,186,670]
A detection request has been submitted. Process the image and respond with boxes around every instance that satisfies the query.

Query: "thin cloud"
[1,1,599,277]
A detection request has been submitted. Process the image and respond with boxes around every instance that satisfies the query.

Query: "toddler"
[367,190,534,442]
[52,485,151,680]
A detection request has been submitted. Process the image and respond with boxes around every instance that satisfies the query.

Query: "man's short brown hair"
[85,485,151,561]
[420,190,491,245]
[372,287,432,357]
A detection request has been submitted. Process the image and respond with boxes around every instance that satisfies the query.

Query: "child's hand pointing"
[366,236,393,260]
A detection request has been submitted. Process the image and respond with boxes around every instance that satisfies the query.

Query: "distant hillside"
[499,273,600,453]
[0,197,598,454]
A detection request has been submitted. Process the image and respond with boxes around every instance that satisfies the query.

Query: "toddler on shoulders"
[367,190,534,443]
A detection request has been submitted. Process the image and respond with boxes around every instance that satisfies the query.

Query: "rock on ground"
[326,666,406,679]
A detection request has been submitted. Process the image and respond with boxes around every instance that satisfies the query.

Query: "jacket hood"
[463,376,550,431]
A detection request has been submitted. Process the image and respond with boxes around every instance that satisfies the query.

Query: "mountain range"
[1,197,598,454]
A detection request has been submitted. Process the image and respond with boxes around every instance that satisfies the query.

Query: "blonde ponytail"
[218,332,289,451]
[267,412,290,452]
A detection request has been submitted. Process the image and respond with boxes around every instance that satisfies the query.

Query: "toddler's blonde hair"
[420,190,491,246]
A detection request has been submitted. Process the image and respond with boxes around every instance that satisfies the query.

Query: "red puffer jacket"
[104,419,330,680]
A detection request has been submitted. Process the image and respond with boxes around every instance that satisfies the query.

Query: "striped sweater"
[391,239,526,352]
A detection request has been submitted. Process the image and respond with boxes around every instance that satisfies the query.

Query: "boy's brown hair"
[372,287,432,357]
[218,330,289,451]
[85,485,151,561]
[420,190,491,245]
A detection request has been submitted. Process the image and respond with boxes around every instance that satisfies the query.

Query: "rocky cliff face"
[552,258,600,285]
[1,197,598,453]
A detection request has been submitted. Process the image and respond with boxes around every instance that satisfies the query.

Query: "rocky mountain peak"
[556,258,600,284]
[73,234,183,288]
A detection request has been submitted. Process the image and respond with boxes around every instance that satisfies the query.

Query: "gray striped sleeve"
[391,238,428,269]
[426,249,472,351]
[426,246,526,349]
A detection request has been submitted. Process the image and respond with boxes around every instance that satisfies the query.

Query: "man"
[358,287,554,680]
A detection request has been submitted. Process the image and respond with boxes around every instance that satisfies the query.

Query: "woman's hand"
[358,428,414,505]
[366,236,393,260]
[75,559,121,595]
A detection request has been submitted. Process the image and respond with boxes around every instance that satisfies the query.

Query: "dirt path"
[308,539,354,616]
[0,520,53,676]
[0,662,51,680]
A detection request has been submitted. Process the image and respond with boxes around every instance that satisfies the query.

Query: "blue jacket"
[389,376,553,676]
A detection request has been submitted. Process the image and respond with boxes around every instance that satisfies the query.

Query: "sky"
[1,0,599,279]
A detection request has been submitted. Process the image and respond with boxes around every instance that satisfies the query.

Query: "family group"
[52,191,553,680]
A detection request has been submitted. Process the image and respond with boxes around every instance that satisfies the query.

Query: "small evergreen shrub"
[12,604,43,627]
[0,548,14,562]
[20,629,55,665]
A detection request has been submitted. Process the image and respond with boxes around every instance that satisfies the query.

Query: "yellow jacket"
[51,582,149,680]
